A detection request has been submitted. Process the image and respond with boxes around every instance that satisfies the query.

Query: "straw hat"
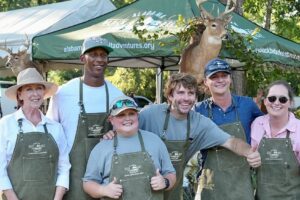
[5,68,58,101]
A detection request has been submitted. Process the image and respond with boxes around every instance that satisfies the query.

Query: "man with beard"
[138,73,261,200]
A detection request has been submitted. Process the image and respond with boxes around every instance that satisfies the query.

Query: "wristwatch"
[164,178,170,190]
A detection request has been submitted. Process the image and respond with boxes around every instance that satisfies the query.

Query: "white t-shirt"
[46,78,124,153]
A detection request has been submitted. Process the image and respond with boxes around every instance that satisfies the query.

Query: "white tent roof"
[0,0,116,58]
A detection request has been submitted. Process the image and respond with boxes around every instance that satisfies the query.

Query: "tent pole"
[156,57,165,103]
[156,67,163,103]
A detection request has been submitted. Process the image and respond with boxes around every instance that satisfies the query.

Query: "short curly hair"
[164,73,198,103]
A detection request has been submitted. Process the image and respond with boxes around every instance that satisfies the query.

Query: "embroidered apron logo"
[266,149,282,160]
[28,142,47,154]
[169,151,182,162]
[88,124,103,136]
[124,164,144,177]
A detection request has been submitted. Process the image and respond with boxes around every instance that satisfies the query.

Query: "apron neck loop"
[113,130,146,153]
[18,119,24,134]
[78,78,110,113]
[208,95,239,121]
[162,105,190,141]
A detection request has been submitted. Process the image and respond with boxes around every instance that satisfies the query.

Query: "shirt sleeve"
[0,120,13,190]
[46,95,60,122]
[83,145,104,184]
[186,113,231,161]
[55,124,71,189]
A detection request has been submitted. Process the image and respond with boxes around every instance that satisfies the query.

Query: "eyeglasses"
[112,99,137,110]
[267,96,289,104]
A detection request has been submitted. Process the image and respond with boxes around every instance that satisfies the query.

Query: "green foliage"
[243,0,300,42]
[132,15,201,54]
[47,69,82,85]
[106,68,170,101]
[0,0,64,11]
[111,0,135,8]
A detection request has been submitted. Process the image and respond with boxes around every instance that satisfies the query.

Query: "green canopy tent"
[32,0,300,101]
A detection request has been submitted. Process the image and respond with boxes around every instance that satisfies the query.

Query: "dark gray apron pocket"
[260,163,287,185]
[22,156,51,181]
[121,176,152,200]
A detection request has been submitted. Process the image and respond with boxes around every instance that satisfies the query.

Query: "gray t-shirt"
[138,103,231,162]
[83,129,175,184]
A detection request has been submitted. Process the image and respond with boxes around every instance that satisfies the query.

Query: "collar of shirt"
[14,108,54,126]
[261,112,297,137]
[203,95,238,113]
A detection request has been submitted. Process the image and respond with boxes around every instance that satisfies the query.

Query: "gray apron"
[199,99,254,200]
[256,130,300,200]
[3,119,59,200]
[162,107,190,200]
[64,79,111,200]
[104,131,163,200]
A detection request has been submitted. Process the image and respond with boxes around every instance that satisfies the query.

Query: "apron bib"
[256,131,300,200]
[199,99,254,200]
[64,79,111,200]
[162,108,190,200]
[3,119,59,200]
[104,131,163,200]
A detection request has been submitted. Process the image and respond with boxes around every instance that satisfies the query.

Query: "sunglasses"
[112,99,137,110]
[267,96,289,104]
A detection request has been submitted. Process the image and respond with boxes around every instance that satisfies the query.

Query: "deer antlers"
[197,0,236,19]
[0,34,30,56]
[0,40,13,55]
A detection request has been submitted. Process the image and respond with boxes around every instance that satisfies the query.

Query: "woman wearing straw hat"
[0,68,70,200]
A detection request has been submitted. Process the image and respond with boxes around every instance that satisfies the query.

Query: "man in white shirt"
[47,36,123,200]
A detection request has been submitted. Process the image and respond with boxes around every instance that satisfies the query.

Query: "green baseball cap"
[81,36,113,55]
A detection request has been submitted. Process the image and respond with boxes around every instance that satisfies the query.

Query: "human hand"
[104,177,123,199]
[246,147,261,168]
[150,169,165,191]
[103,130,115,140]
[3,189,19,200]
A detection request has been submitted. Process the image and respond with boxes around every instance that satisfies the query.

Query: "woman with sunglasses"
[251,80,300,199]
[82,96,176,200]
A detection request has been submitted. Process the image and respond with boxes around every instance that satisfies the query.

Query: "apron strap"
[137,130,146,152]
[162,105,190,141]
[43,123,49,134]
[79,78,110,114]
[18,119,24,134]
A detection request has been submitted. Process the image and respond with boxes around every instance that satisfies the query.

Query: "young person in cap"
[0,68,70,200]
[251,80,300,199]
[46,35,123,200]
[135,73,261,200]
[83,96,176,200]
[194,58,263,200]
